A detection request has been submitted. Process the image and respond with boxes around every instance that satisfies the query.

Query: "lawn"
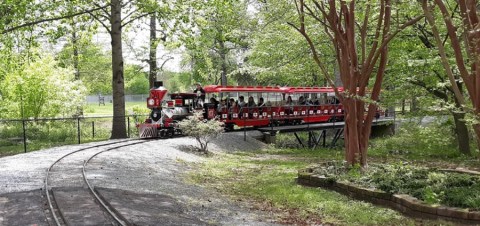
[83,101,149,116]
[186,125,479,225]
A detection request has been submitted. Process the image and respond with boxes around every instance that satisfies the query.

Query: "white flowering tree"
[178,112,224,153]
[0,53,87,119]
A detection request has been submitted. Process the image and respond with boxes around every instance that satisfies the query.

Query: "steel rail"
[82,141,149,226]
[44,139,142,226]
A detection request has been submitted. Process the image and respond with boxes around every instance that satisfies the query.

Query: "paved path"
[0,135,278,225]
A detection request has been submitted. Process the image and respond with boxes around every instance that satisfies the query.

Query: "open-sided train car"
[201,85,345,130]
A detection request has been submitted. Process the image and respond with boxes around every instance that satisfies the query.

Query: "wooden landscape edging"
[297,169,480,224]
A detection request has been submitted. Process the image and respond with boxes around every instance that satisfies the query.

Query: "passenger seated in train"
[298,96,307,105]
[193,83,205,108]
[217,98,227,113]
[246,96,257,118]
[285,96,293,106]
[258,97,265,107]
[210,97,219,109]
[247,96,256,107]
[228,99,238,119]
[238,96,246,107]
[285,96,294,115]
[228,98,235,108]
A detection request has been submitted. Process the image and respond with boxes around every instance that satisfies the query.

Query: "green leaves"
[0,52,87,119]
[178,112,224,152]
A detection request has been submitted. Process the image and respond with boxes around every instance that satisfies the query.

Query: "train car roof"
[203,85,344,93]
[286,87,344,93]
[203,85,287,93]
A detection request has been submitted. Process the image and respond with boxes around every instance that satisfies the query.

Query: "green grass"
[0,102,149,157]
[83,101,149,116]
[187,150,453,225]
[0,116,140,156]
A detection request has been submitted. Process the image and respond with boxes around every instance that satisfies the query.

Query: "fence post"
[92,121,95,138]
[127,116,130,138]
[77,117,81,144]
[22,120,27,153]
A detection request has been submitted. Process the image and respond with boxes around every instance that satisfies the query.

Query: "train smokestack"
[154,81,163,88]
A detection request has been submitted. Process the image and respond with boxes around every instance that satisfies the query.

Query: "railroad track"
[44,139,148,226]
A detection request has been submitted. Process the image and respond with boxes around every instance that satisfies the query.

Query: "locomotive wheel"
[150,109,162,122]
[159,130,166,138]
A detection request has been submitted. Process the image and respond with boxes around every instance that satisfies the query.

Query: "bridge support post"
[263,132,277,144]
[370,123,395,138]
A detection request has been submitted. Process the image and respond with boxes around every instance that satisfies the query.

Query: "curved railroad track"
[44,139,147,226]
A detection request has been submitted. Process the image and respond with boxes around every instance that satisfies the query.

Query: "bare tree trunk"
[149,15,158,88]
[70,21,83,116]
[110,0,127,139]
[72,30,80,80]
[452,111,470,155]
[219,40,227,86]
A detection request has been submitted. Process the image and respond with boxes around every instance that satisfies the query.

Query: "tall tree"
[149,15,159,88]
[290,0,423,166]
[421,0,480,150]
[182,0,252,86]
[406,17,471,155]
[88,0,167,138]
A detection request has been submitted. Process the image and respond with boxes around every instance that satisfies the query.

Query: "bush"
[369,120,461,159]
[0,53,87,119]
[178,112,224,153]
[313,162,480,209]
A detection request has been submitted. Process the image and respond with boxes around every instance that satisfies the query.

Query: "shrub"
[313,162,480,209]
[178,112,224,153]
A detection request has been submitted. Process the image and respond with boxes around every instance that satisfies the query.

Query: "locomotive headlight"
[148,98,155,106]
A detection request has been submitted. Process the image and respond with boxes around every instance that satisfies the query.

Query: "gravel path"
[0,133,278,225]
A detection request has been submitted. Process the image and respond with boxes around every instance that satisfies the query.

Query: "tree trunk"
[72,25,83,116]
[219,40,227,86]
[72,30,80,80]
[343,98,362,165]
[110,0,127,139]
[411,97,418,112]
[149,15,158,88]
[452,111,470,155]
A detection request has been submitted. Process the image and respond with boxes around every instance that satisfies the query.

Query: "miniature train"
[137,82,381,138]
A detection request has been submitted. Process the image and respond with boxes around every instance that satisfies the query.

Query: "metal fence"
[0,115,148,155]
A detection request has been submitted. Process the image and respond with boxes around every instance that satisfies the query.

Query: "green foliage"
[0,53,87,119]
[188,152,423,225]
[124,65,149,95]
[369,120,462,159]
[178,112,224,152]
[57,40,112,95]
[164,71,193,92]
[179,0,253,85]
[0,116,140,156]
[317,162,480,209]
[247,1,324,86]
